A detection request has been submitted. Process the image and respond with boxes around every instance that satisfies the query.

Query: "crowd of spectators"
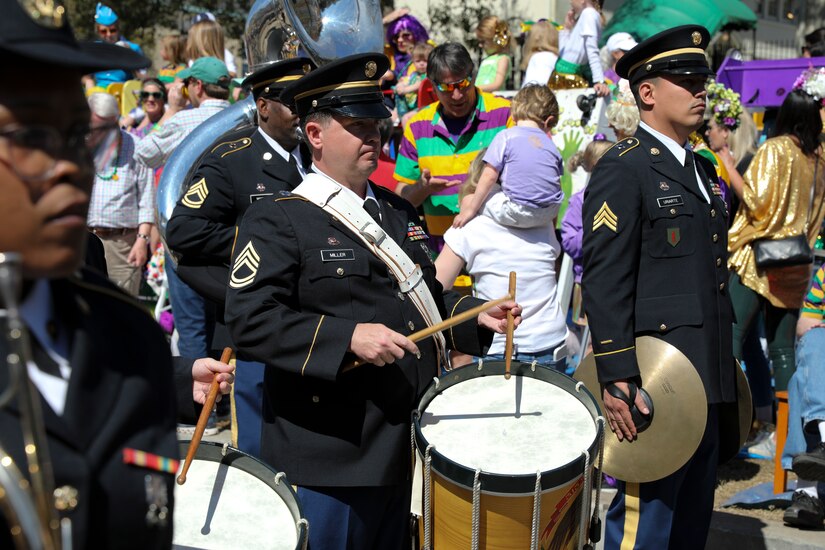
[81,0,825,530]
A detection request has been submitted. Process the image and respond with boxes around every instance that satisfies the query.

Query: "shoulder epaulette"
[609,137,640,157]
[274,195,308,204]
[68,271,153,318]
[210,136,252,158]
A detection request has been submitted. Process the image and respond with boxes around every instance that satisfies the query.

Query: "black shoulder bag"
[752,154,819,269]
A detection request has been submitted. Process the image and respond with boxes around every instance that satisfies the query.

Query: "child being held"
[453,84,563,229]
[394,42,432,122]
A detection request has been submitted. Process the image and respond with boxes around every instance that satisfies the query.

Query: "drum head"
[173,442,306,550]
[415,361,602,494]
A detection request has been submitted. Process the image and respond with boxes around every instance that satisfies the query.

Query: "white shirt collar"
[310,164,378,205]
[18,278,71,414]
[639,121,688,164]
[257,127,305,175]
[639,121,710,203]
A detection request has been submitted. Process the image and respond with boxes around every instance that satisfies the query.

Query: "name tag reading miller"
[657,195,684,208]
[321,249,355,262]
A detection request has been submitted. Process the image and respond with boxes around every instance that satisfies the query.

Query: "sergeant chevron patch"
[229,241,261,289]
[592,202,618,233]
[181,177,209,209]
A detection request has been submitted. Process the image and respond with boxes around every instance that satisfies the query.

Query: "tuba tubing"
[0,253,62,550]
[157,0,386,249]
[156,98,256,251]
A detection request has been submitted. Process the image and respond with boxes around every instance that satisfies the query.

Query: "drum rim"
[176,441,308,549]
[412,361,604,495]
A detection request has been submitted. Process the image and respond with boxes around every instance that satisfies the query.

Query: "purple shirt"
[483,126,564,208]
[561,189,584,282]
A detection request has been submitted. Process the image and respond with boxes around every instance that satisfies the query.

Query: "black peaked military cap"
[242,57,317,101]
[280,53,391,119]
[616,25,712,86]
[0,0,148,71]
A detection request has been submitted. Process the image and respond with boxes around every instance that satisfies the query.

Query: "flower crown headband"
[706,79,743,131]
[793,66,825,106]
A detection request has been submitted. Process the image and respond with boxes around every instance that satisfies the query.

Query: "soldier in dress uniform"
[166,57,315,456]
[225,53,522,549]
[581,25,737,549]
[0,1,233,548]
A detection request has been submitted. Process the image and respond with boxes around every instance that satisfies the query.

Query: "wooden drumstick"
[177,346,233,485]
[341,294,513,373]
[504,271,516,380]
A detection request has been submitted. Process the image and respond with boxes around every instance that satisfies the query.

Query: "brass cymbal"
[574,336,707,483]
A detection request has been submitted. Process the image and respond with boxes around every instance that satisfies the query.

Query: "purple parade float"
[716,55,825,107]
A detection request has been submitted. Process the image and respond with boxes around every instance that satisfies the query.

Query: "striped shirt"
[135,99,230,169]
[801,262,825,321]
[394,90,512,237]
[87,131,155,228]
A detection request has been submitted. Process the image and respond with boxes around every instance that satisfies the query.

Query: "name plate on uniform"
[656,195,684,208]
[320,249,355,261]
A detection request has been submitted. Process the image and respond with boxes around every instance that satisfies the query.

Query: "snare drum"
[173,441,307,550]
[413,361,604,550]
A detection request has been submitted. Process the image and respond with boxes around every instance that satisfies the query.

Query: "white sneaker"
[749,430,776,460]
[176,411,219,437]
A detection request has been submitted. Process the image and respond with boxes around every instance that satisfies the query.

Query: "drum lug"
[221,442,229,457]
[274,472,286,486]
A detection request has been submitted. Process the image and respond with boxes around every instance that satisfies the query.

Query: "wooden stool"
[774,390,789,494]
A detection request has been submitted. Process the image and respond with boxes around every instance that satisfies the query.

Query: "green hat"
[178,56,230,87]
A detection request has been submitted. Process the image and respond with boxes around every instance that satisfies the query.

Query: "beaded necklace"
[96,140,121,181]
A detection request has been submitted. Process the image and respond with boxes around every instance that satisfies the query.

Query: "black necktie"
[364,199,381,224]
[29,331,63,378]
[684,151,695,174]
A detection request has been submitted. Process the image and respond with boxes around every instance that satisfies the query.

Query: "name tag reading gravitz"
[320,249,355,262]
[657,195,684,208]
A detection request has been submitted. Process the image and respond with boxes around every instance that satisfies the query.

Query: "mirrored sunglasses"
[434,77,472,93]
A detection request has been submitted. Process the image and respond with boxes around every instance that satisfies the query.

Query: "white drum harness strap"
[292,174,448,368]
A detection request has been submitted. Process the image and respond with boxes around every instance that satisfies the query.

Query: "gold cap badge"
[20,0,66,28]
[302,63,312,74]
[365,61,377,78]
[691,31,702,46]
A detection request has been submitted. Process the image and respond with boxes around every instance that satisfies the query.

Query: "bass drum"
[173,441,307,550]
[413,361,604,550]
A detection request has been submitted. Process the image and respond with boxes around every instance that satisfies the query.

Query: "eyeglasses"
[0,123,119,183]
[395,31,414,42]
[97,26,118,36]
[140,91,164,101]
[434,77,472,93]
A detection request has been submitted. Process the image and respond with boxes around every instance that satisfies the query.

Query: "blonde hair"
[606,89,640,139]
[412,42,433,60]
[460,148,488,202]
[186,20,225,61]
[567,139,614,173]
[161,34,186,66]
[510,84,559,128]
[520,21,559,71]
[727,109,757,167]
[476,16,510,54]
